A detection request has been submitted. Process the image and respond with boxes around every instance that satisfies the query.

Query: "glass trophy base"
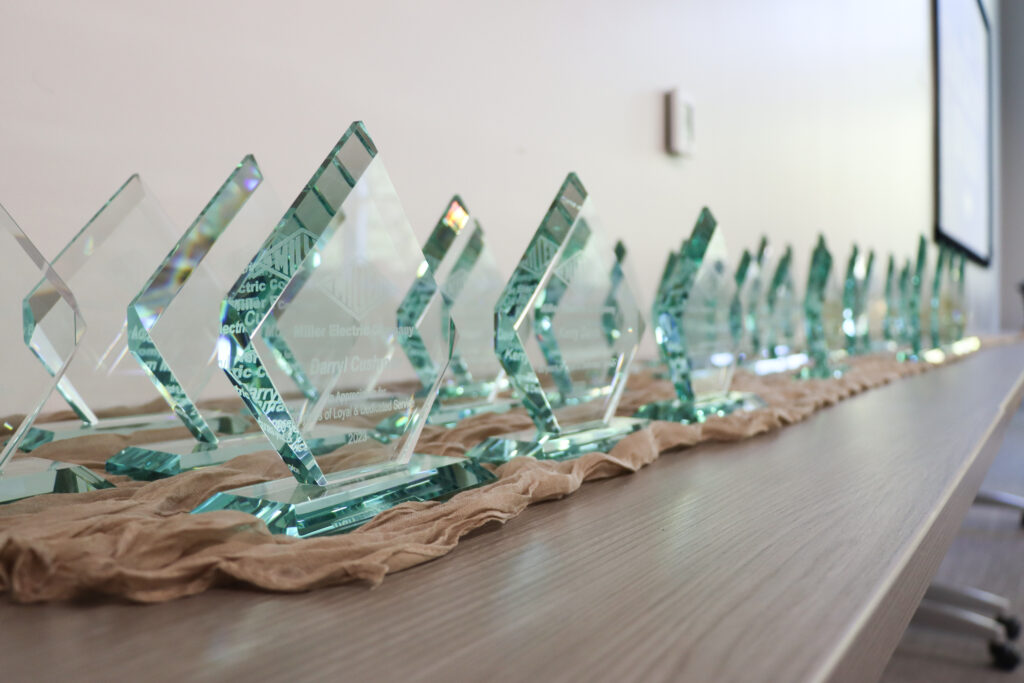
[797,363,845,380]
[437,379,507,401]
[376,397,519,438]
[18,410,251,452]
[428,396,518,427]
[919,336,981,364]
[0,457,114,504]
[191,454,496,538]
[634,391,765,423]
[106,427,376,481]
[547,383,613,407]
[464,416,648,465]
[747,352,810,376]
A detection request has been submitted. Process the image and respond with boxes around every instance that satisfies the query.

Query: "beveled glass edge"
[127,155,263,444]
[218,122,378,487]
[1,204,84,470]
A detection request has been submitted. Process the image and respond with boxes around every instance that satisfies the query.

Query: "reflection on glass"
[0,203,111,502]
[192,122,493,537]
[465,173,647,463]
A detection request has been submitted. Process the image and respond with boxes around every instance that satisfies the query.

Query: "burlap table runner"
[0,352,966,603]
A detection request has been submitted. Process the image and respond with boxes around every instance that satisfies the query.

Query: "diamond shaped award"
[799,235,841,378]
[881,254,907,353]
[464,173,647,464]
[638,236,690,377]
[754,244,808,376]
[0,204,112,503]
[378,196,513,436]
[745,237,770,357]
[636,208,756,421]
[841,244,874,355]
[731,248,759,363]
[949,250,968,342]
[20,176,246,451]
[190,123,494,537]
[928,243,972,353]
[903,235,928,360]
[105,156,291,480]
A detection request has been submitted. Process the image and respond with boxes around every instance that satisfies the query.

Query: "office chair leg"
[925,583,1020,639]
[912,600,1021,671]
[975,489,1024,527]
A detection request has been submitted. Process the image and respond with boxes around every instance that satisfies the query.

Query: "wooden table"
[4,344,1024,683]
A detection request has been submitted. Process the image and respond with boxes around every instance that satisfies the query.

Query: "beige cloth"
[0,353,953,603]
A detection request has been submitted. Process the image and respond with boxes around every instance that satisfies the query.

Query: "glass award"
[191,122,494,537]
[636,208,758,421]
[641,239,689,377]
[463,173,647,464]
[950,251,968,342]
[0,204,111,503]
[377,196,512,436]
[754,244,807,373]
[731,249,754,360]
[799,235,840,378]
[880,254,907,353]
[903,235,928,360]
[20,176,246,451]
[841,245,874,355]
[924,245,979,360]
[105,156,287,480]
[928,244,951,350]
[735,236,769,364]
[898,258,915,353]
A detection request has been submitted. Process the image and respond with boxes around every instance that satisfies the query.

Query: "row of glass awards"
[0,122,974,537]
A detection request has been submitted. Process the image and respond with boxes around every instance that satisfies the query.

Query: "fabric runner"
[0,352,969,603]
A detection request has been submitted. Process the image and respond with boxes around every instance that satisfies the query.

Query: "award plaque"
[924,245,979,359]
[903,235,928,359]
[378,196,512,436]
[636,208,759,421]
[928,244,951,350]
[641,239,689,377]
[464,173,647,464]
[531,227,633,406]
[882,254,914,354]
[733,237,769,365]
[799,235,840,378]
[754,244,808,374]
[191,123,494,537]
[731,249,754,360]
[950,250,968,341]
[20,175,245,451]
[0,204,111,503]
[841,244,875,354]
[106,156,287,480]
[898,258,914,351]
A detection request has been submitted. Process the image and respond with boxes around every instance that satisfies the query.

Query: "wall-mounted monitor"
[933,0,993,266]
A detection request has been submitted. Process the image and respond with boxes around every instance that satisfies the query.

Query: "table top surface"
[4,344,1024,683]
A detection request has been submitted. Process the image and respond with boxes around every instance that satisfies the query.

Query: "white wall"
[0,0,1002,335]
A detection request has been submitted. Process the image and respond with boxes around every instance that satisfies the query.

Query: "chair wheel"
[989,641,1022,671]
[998,615,1022,640]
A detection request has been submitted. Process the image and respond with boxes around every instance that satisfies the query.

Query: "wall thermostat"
[664,89,695,157]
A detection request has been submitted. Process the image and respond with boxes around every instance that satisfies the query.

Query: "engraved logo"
[322,263,389,321]
[251,228,319,281]
[520,236,559,277]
